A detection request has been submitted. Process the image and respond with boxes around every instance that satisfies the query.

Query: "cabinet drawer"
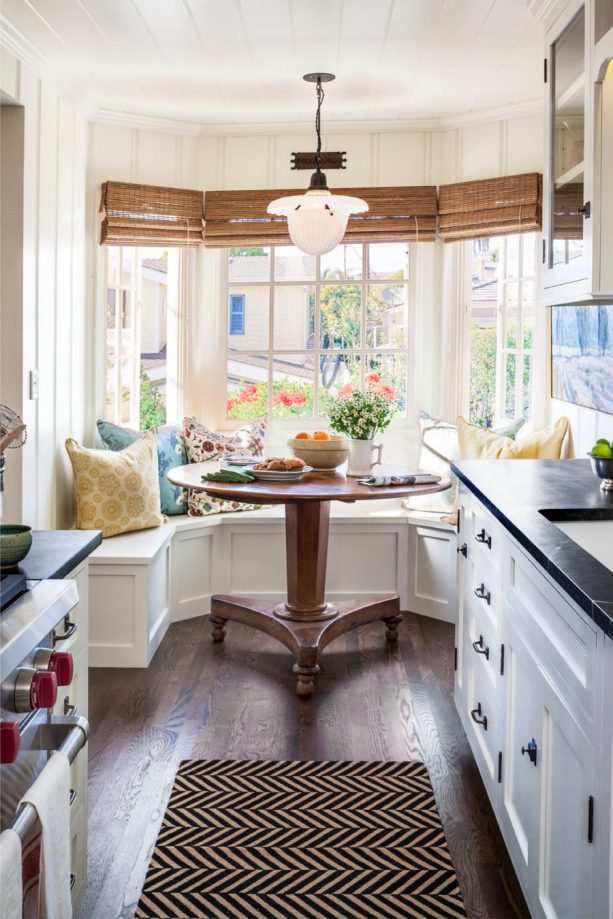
[465,548,501,633]
[464,656,501,792]
[466,594,502,693]
[468,501,503,572]
[505,541,598,723]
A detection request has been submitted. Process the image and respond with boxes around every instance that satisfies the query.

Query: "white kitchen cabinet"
[541,0,613,303]
[455,485,606,918]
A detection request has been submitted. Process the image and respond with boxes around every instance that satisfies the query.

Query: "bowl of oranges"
[287,431,349,471]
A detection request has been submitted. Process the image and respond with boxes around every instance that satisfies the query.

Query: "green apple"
[596,438,611,446]
[591,443,613,458]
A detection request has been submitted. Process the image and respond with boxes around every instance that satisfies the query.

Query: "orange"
[294,431,311,439]
[313,431,331,440]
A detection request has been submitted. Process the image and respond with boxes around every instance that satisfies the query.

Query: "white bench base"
[89,502,457,668]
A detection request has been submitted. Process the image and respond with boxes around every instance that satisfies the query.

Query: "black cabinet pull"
[472,635,489,660]
[470,703,488,730]
[474,583,491,605]
[53,616,77,644]
[457,542,468,558]
[521,738,538,766]
[475,528,492,549]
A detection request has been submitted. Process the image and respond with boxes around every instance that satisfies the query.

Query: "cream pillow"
[457,416,569,460]
[66,431,164,538]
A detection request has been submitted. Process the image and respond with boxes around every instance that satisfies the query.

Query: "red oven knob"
[48,652,73,686]
[33,649,73,686]
[14,669,58,713]
[0,722,20,764]
[30,671,57,709]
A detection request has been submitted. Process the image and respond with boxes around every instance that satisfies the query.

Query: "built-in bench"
[88,502,457,667]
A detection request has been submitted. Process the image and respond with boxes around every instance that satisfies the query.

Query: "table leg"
[274,500,337,620]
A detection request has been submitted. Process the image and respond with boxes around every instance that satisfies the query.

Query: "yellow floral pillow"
[66,431,164,538]
[457,416,569,460]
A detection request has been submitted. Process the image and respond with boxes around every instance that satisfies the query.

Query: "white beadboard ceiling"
[0,0,544,127]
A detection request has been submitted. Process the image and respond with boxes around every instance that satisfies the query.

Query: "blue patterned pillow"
[96,420,188,516]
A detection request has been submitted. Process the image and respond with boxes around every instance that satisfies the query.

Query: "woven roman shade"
[203,186,437,248]
[100,181,205,247]
[552,182,583,239]
[438,172,542,241]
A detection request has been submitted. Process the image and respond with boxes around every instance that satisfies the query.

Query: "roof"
[142,258,168,274]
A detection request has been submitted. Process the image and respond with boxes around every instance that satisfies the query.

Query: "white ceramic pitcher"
[346,439,383,477]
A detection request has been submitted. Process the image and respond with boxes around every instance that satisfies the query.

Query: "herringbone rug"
[136,759,466,919]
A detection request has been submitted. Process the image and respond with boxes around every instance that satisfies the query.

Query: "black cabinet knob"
[474,583,491,605]
[475,528,492,549]
[472,635,490,659]
[457,542,467,557]
[521,738,538,766]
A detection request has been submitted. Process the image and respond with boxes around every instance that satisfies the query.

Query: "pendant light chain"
[314,77,324,171]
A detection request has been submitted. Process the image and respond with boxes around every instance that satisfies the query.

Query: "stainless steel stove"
[0,571,89,902]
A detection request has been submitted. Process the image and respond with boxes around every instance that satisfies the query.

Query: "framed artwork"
[551,305,613,414]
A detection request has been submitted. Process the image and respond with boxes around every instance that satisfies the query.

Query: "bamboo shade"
[100,181,205,246]
[203,186,438,247]
[438,172,542,241]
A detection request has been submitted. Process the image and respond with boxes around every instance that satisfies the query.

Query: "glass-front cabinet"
[542,0,613,303]
[550,7,587,275]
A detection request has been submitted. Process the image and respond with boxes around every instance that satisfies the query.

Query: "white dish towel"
[0,828,23,919]
[19,751,72,919]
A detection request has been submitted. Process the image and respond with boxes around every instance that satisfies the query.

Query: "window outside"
[469,233,537,427]
[225,243,411,421]
[105,246,179,430]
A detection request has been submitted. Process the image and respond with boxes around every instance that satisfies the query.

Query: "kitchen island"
[451,457,613,919]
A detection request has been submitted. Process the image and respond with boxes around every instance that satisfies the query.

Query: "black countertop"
[14,530,102,580]
[451,459,613,638]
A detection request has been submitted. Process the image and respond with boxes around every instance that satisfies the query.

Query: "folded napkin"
[202,465,256,484]
[1,828,22,919]
[357,473,442,487]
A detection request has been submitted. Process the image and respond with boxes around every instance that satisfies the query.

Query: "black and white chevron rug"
[136,759,466,919]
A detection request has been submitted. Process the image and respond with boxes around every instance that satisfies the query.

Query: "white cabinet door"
[535,671,595,919]
[500,613,542,894]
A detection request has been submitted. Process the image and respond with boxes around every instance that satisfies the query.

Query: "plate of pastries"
[249,456,312,481]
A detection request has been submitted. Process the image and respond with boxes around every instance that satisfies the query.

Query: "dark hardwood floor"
[78,612,528,919]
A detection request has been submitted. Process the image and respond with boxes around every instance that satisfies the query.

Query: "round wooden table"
[168,463,450,696]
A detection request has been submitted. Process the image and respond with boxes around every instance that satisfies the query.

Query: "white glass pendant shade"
[268,188,368,256]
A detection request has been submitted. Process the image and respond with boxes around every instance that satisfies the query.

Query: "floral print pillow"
[97,420,188,516]
[182,416,268,516]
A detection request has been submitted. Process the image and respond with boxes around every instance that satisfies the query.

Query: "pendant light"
[268,73,368,256]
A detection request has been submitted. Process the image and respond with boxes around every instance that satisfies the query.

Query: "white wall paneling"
[0,49,88,529]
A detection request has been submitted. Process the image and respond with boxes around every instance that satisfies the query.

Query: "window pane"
[505,282,519,348]
[140,250,168,429]
[522,281,535,349]
[365,353,408,414]
[228,247,271,282]
[120,357,133,425]
[522,234,536,277]
[506,235,520,278]
[319,354,361,414]
[273,285,315,350]
[320,244,362,280]
[122,250,134,286]
[227,354,269,419]
[107,248,119,287]
[227,285,269,350]
[366,284,407,348]
[320,284,361,349]
[505,353,516,417]
[522,354,532,421]
[272,354,314,418]
[105,361,117,422]
[368,243,409,280]
[274,246,316,281]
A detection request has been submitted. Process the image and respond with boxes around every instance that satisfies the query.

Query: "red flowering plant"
[227,379,313,419]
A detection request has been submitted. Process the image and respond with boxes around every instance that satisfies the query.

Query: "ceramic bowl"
[287,437,349,471]
[0,524,33,570]
[590,455,613,491]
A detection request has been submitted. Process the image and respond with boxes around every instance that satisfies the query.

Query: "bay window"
[104,246,182,430]
[224,242,412,423]
[468,232,538,427]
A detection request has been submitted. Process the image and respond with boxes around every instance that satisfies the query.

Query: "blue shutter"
[229,294,245,335]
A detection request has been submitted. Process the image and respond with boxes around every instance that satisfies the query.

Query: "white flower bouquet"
[326,375,398,440]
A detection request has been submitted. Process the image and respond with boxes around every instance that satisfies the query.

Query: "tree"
[229,247,267,256]
[469,324,497,427]
[140,370,165,429]
[319,284,361,348]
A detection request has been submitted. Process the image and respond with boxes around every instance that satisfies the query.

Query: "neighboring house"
[141,257,168,395]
